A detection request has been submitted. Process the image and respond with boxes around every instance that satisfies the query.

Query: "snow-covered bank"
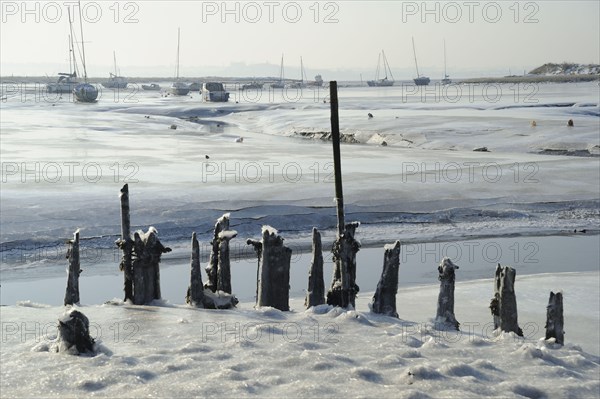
[1,272,598,398]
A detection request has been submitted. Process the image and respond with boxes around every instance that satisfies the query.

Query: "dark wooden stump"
[435,257,460,330]
[115,184,133,302]
[64,230,81,306]
[490,264,523,336]
[216,230,237,294]
[305,228,325,309]
[203,214,236,294]
[205,214,230,292]
[57,309,95,354]
[327,221,361,309]
[131,227,171,305]
[371,241,401,318]
[545,291,564,345]
[186,232,204,307]
[248,226,292,311]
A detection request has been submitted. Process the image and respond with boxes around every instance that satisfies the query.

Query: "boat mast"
[279,54,284,82]
[175,28,180,80]
[375,52,381,80]
[382,50,395,81]
[67,9,78,77]
[443,39,447,78]
[412,37,420,78]
[77,0,88,81]
[68,35,72,76]
[113,51,118,76]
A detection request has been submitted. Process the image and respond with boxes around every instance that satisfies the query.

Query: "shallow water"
[2,234,597,306]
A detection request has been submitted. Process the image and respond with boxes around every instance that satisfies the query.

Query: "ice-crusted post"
[116,184,133,302]
[217,229,237,294]
[305,227,325,308]
[490,264,523,336]
[186,232,204,307]
[57,309,95,355]
[248,226,292,311]
[435,257,460,330]
[330,81,345,235]
[371,241,401,318]
[204,214,237,294]
[64,229,81,306]
[131,227,171,305]
[545,291,564,345]
[327,221,361,309]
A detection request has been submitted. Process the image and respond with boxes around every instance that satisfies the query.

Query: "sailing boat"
[412,37,430,86]
[441,40,451,85]
[102,51,128,89]
[47,33,79,94]
[73,1,98,102]
[367,50,395,87]
[289,57,308,88]
[270,54,285,89]
[170,28,190,96]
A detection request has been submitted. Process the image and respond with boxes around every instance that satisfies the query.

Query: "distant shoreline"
[1,74,598,85]
[458,74,599,84]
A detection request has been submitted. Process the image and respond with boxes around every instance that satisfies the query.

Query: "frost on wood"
[490,264,523,336]
[327,221,361,309]
[186,232,204,307]
[305,227,325,309]
[115,185,171,305]
[205,214,236,294]
[187,230,238,309]
[64,230,81,306]
[57,309,95,355]
[371,241,400,318]
[115,184,133,301]
[131,227,171,305]
[435,257,460,330]
[545,291,564,345]
[247,226,292,311]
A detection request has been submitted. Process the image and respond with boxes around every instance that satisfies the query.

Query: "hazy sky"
[1,0,599,79]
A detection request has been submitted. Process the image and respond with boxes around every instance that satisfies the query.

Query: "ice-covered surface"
[1,81,599,397]
[1,82,599,281]
[1,272,598,398]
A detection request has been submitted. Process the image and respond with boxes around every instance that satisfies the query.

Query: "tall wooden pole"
[330,81,345,236]
[119,184,133,301]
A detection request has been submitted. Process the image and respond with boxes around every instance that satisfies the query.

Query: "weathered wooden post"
[248,226,292,311]
[327,221,361,308]
[204,214,237,294]
[64,229,81,306]
[131,227,171,305]
[435,257,460,330]
[116,184,133,302]
[186,232,204,307]
[325,81,361,309]
[217,230,237,294]
[545,291,564,345]
[205,214,230,292]
[371,241,401,318]
[57,309,95,354]
[305,227,325,308]
[490,264,523,336]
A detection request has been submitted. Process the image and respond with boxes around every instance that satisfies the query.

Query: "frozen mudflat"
[1,81,599,397]
[1,272,599,398]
